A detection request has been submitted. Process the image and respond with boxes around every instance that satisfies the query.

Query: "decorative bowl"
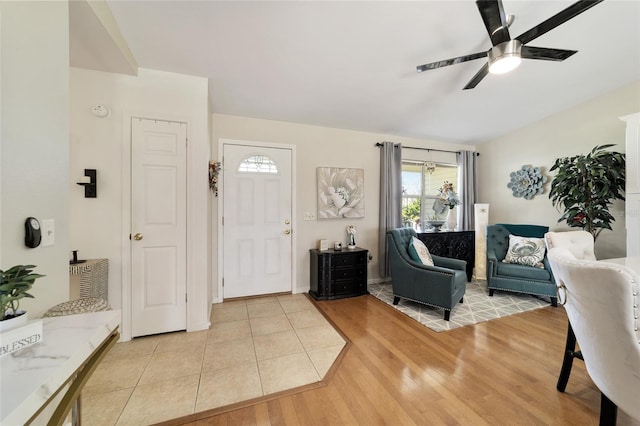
[425,220,445,231]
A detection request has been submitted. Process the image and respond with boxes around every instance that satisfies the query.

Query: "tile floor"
[80,293,345,425]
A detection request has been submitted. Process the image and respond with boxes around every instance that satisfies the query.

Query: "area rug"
[368,280,551,332]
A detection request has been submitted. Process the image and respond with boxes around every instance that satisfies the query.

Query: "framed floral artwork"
[317,167,365,219]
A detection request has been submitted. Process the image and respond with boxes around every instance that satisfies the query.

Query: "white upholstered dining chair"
[544,230,596,391]
[545,230,596,261]
[547,248,640,425]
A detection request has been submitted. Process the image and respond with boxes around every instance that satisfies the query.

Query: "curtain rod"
[374,142,479,156]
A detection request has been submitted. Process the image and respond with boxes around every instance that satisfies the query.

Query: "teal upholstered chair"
[486,223,557,306]
[386,228,467,321]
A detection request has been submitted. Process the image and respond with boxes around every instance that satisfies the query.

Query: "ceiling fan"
[416,0,604,90]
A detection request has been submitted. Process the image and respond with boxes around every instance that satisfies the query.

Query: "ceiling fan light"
[488,40,522,74]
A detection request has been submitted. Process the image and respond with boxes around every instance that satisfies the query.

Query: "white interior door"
[131,118,187,337]
[223,143,293,298]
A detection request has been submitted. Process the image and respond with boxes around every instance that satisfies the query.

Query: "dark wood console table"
[309,247,368,300]
[417,230,475,281]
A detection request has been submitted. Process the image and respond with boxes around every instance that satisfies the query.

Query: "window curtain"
[379,142,402,278]
[457,150,477,230]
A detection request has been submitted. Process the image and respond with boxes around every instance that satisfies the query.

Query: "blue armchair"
[486,224,557,306]
[386,228,467,321]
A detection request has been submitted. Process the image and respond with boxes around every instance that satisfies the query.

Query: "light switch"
[303,212,316,221]
[41,219,55,247]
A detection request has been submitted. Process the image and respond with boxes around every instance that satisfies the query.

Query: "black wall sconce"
[76,169,97,198]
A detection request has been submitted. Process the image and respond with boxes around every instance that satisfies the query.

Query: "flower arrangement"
[432,181,460,215]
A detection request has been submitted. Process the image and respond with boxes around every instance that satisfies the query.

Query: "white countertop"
[0,310,120,425]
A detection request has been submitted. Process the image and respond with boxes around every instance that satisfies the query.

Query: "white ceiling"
[103,1,640,145]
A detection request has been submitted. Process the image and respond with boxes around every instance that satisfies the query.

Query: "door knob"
[284,219,290,225]
[133,233,143,241]
[283,229,291,235]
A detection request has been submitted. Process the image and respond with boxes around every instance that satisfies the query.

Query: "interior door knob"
[283,229,291,235]
[133,233,143,241]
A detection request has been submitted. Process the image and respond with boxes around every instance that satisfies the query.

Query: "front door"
[223,143,293,298]
[131,118,187,337]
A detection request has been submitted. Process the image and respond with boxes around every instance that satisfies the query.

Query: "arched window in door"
[237,154,279,174]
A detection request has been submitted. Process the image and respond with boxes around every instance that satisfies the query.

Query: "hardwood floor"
[166,294,639,425]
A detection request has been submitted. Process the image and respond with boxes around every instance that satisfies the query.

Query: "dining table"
[1,310,120,425]
[603,256,640,273]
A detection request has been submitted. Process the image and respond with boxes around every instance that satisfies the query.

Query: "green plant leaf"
[1,265,44,320]
[549,145,625,241]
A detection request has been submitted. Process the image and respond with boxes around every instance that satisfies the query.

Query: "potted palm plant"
[0,265,44,332]
[548,144,626,241]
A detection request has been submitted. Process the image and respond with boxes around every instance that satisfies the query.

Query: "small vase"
[446,206,457,231]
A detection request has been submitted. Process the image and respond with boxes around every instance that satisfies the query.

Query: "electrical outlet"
[303,212,316,221]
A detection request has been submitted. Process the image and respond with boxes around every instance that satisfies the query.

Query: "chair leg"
[599,393,617,426]
[551,297,558,307]
[444,310,450,321]
[393,296,400,305]
[557,321,583,392]
[489,289,494,297]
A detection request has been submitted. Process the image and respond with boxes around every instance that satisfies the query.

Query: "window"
[238,155,278,174]
[401,161,458,230]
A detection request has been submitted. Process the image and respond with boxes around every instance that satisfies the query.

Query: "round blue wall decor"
[507,165,547,200]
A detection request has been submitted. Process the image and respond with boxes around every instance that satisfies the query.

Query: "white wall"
[0,2,70,318]
[211,114,475,299]
[69,67,211,338]
[477,80,640,259]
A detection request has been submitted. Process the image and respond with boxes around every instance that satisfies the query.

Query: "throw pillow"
[503,234,546,268]
[407,237,434,266]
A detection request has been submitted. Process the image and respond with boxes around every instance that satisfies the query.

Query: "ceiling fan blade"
[477,0,511,46]
[516,0,604,45]
[416,51,487,73]
[463,63,489,90]
[521,46,578,61]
